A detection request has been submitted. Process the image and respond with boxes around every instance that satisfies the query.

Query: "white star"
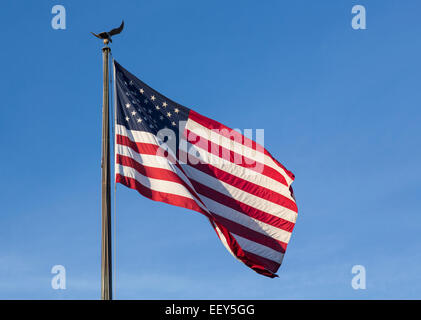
[137,118,142,123]
[129,80,134,85]
[166,112,171,117]
[155,105,160,110]
[174,108,179,114]
[151,95,156,101]
[159,116,164,120]
[131,111,137,116]
[125,116,130,121]
[162,102,167,107]
[125,103,131,108]
[139,88,144,94]
[172,121,176,126]
[148,109,153,114]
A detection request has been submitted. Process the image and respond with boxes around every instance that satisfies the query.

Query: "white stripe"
[116,124,161,146]
[116,124,179,159]
[116,125,294,203]
[116,127,295,222]
[117,135,296,223]
[116,144,195,193]
[116,146,209,213]
[186,118,294,186]
[117,136,296,223]
[116,164,198,202]
[181,141,295,202]
[200,195,291,243]
[116,125,292,257]
[232,234,284,263]
[117,142,292,243]
[116,142,171,167]
[183,164,297,223]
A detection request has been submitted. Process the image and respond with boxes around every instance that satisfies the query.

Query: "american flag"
[114,60,297,278]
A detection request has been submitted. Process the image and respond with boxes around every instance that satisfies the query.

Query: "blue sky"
[1,0,421,299]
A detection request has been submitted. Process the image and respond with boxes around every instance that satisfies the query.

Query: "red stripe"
[189,179,295,233]
[116,134,160,156]
[117,139,291,250]
[179,150,297,213]
[118,133,296,215]
[116,154,206,208]
[189,110,295,181]
[116,128,288,278]
[117,154,179,183]
[116,134,206,204]
[118,146,293,240]
[116,133,180,164]
[242,250,281,275]
[118,173,279,277]
[116,174,207,216]
[212,213,287,253]
[210,219,279,277]
[184,129,289,187]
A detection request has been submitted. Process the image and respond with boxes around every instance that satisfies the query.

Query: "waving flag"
[114,60,297,277]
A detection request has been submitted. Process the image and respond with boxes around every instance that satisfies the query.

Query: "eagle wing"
[91,32,102,39]
[109,20,124,36]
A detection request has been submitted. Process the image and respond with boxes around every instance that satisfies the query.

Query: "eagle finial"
[91,20,124,45]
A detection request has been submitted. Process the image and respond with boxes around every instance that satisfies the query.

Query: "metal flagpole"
[91,20,124,301]
[101,41,112,300]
